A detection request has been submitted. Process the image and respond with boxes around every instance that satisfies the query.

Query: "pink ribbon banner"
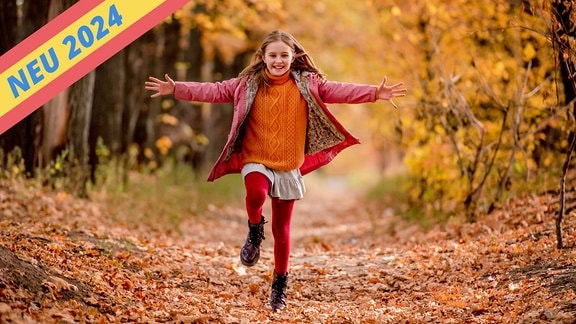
[0,0,189,134]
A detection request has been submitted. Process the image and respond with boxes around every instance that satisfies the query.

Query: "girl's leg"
[270,197,294,311]
[271,197,294,275]
[241,172,269,267]
[244,172,269,224]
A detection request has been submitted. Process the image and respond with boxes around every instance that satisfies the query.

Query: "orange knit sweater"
[241,71,308,170]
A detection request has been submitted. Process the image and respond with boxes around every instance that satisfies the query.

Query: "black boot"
[270,272,288,311]
[240,217,266,267]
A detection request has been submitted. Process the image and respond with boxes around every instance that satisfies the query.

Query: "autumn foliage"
[1,0,576,322]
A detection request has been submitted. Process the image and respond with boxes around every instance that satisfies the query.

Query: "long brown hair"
[238,30,325,86]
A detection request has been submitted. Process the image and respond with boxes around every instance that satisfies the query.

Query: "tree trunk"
[0,0,51,174]
[67,72,95,197]
[0,0,18,54]
[133,26,166,169]
[62,0,92,196]
[153,19,181,170]
[20,0,51,39]
[89,50,126,181]
[182,29,206,174]
[552,0,576,249]
[184,29,204,130]
[121,30,162,183]
[38,0,74,167]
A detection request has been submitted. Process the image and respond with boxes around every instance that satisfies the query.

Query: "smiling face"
[262,41,294,76]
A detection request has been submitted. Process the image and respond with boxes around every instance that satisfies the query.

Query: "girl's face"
[263,41,294,76]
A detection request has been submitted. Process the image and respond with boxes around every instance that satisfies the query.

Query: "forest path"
[170,175,411,322]
[1,177,576,322]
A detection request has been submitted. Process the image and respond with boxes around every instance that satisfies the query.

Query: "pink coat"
[174,71,378,181]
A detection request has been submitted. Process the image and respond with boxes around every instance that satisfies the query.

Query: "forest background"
[0,0,575,231]
[2,0,576,322]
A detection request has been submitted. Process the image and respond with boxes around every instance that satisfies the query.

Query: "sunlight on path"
[290,174,380,247]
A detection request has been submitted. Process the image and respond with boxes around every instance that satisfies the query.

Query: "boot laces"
[271,274,287,302]
[248,219,266,244]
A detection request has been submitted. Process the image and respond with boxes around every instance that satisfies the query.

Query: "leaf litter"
[0,178,575,323]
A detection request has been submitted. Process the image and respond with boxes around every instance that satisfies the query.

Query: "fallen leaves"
[0,178,576,322]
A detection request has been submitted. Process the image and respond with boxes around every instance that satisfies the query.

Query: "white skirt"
[241,163,306,200]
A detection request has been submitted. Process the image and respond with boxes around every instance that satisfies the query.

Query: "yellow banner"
[0,0,165,118]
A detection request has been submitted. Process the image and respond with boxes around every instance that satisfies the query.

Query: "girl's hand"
[376,76,407,109]
[145,74,176,98]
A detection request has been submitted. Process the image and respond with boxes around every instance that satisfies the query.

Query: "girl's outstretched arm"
[376,76,407,109]
[145,74,175,98]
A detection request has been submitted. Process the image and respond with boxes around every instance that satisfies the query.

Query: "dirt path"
[169,176,408,322]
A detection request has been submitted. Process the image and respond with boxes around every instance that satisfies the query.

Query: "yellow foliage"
[361,0,565,217]
[523,43,537,62]
[168,0,565,218]
[195,134,209,146]
[155,136,173,156]
[160,114,179,126]
[143,148,154,159]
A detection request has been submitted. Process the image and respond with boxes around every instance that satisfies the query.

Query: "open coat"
[173,70,378,182]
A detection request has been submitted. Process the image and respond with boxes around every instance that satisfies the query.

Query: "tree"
[367,0,561,221]
[66,72,95,197]
[89,51,125,183]
[0,0,51,174]
[0,0,18,53]
[39,1,73,167]
[551,0,576,248]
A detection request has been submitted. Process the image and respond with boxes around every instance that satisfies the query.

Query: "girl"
[145,30,406,312]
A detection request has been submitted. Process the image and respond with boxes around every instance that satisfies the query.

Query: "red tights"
[244,172,293,275]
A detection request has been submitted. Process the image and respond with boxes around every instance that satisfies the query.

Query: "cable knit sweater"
[241,71,307,170]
